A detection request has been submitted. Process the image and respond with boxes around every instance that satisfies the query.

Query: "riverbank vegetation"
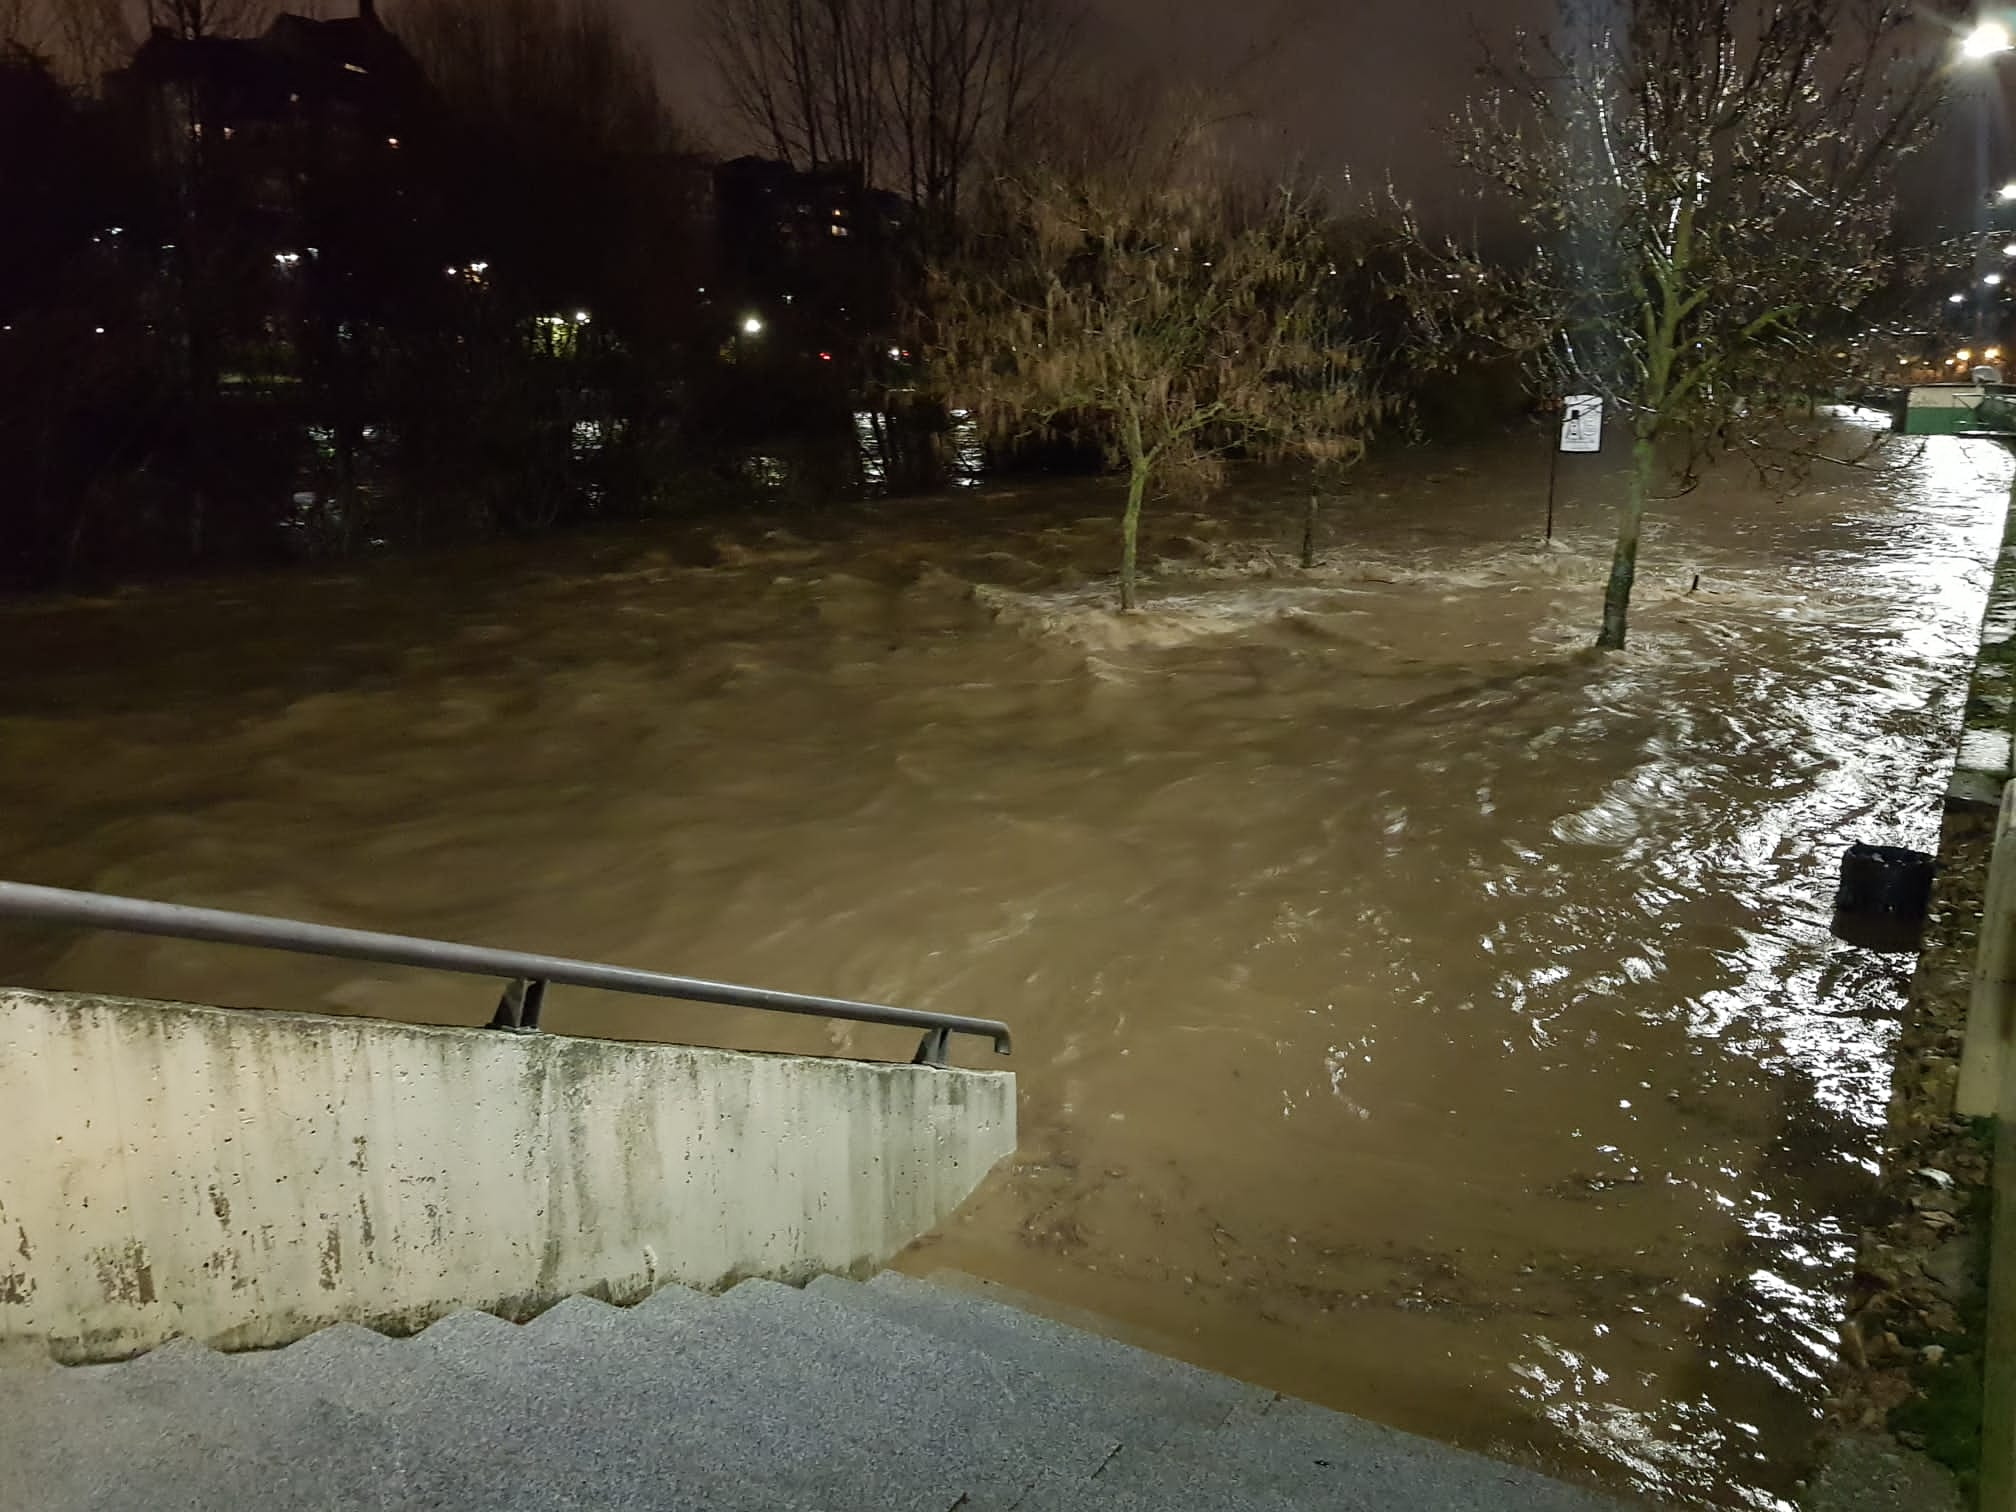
[1456,0,1958,649]
[0,0,1977,652]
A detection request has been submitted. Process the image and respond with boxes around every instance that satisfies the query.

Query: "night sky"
[633,0,1551,216]
[624,0,1992,239]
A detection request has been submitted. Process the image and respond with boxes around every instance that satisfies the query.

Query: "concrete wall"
[0,989,1014,1363]
[1959,782,2016,1117]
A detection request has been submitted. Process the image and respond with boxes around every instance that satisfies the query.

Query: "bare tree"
[51,0,135,89]
[931,157,1390,610]
[145,0,274,40]
[395,0,680,153]
[882,0,1070,228]
[0,0,39,51]
[703,0,885,179]
[1457,0,1958,649]
[703,0,1073,228]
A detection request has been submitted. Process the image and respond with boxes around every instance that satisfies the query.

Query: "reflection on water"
[948,408,984,487]
[853,410,887,488]
[0,422,2005,1508]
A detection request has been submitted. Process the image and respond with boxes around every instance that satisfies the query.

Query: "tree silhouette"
[1458,0,1958,648]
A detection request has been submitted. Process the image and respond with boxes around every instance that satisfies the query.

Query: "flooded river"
[1,417,2007,1507]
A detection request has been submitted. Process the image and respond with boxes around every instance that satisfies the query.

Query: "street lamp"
[1965,20,2015,58]
[1952,292,1969,303]
[741,314,764,336]
[1989,273,2006,286]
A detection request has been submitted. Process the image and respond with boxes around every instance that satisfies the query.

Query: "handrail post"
[488,978,548,1034]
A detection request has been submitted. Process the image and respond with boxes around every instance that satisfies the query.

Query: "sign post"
[1547,395,1604,542]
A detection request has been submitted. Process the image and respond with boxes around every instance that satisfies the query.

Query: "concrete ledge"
[0,989,1015,1363]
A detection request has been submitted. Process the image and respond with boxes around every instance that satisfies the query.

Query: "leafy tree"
[1457,0,1957,648]
[931,161,1385,609]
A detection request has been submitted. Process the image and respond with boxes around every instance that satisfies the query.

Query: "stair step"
[807,1273,1246,1459]
[1186,1396,1631,1512]
[714,1278,1119,1507]
[242,1321,590,1510]
[0,1338,475,1510]
[824,1276,1633,1512]
[838,1271,1266,1431]
[393,1301,791,1512]
[0,1274,1643,1512]
[1014,1447,1310,1512]
[406,1293,960,1512]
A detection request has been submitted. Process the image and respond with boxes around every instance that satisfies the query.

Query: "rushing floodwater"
[1,418,2007,1507]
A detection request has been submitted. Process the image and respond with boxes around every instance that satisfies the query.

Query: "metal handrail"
[0,881,1011,1062]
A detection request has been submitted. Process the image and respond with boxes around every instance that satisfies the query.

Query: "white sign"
[1559,395,1604,453]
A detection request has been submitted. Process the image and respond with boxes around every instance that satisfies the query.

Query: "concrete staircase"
[0,1271,1633,1511]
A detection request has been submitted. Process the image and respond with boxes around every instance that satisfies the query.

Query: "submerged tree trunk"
[1597,433,1658,650]
[1119,456,1149,611]
[1301,491,1320,569]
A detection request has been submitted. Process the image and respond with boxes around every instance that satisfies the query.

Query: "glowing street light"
[1959,348,1975,363]
[1964,20,2015,58]
[1951,292,1968,303]
[741,314,764,335]
[1999,182,2016,201]
[1990,273,2006,286]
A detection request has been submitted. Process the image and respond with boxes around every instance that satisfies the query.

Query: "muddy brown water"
[1,418,2007,1508]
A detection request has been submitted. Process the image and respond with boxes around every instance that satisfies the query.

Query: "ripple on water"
[0,429,2007,1509]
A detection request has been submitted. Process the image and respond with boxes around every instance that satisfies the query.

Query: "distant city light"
[469,261,488,274]
[1992,347,2006,360]
[741,314,764,335]
[1951,292,1968,303]
[93,326,105,334]
[2000,182,2016,201]
[887,345,901,358]
[818,350,833,361]
[1964,20,2014,59]
[574,310,590,323]
[1959,348,1974,363]
[275,251,301,267]
[386,137,400,148]
[2005,243,2016,257]
[1988,273,2005,286]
